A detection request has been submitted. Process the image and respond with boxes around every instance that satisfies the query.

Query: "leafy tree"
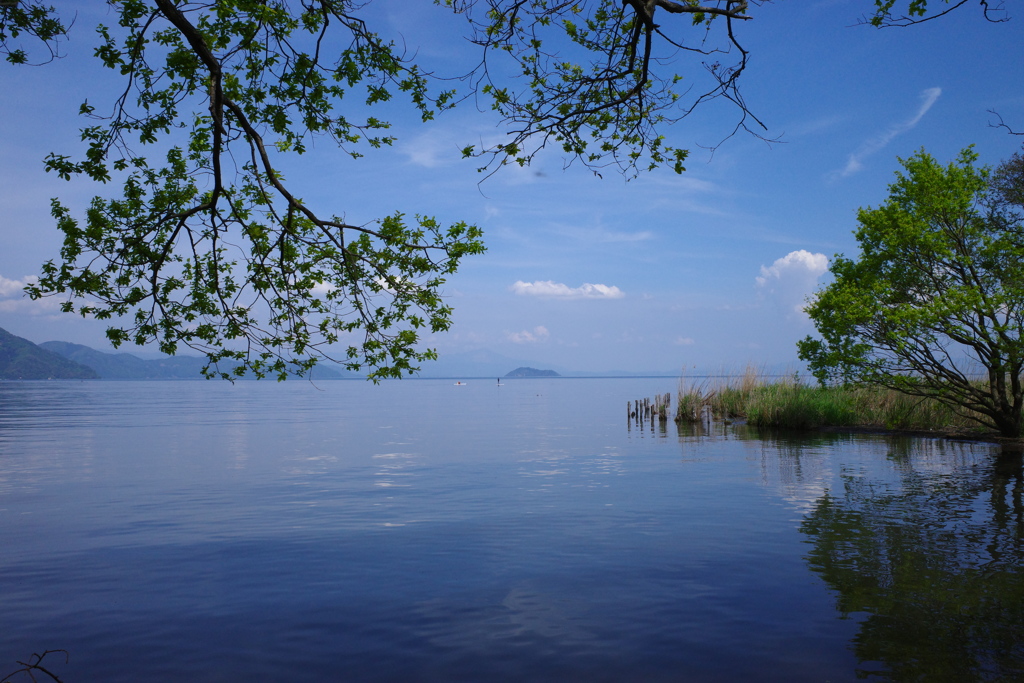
[799,147,1024,438]
[0,0,770,379]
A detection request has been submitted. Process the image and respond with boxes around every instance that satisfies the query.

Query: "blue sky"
[2,1,1023,374]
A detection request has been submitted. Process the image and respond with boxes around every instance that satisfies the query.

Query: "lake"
[1,378,1021,682]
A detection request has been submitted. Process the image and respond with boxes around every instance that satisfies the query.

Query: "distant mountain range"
[39,339,353,380]
[0,327,567,380]
[0,327,353,380]
[0,326,684,380]
[38,340,351,380]
[0,327,98,380]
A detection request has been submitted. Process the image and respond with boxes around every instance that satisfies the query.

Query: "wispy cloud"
[402,128,462,169]
[592,228,653,243]
[0,274,63,314]
[0,274,35,298]
[507,325,550,344]
[551,222,654,244]
[783,114,846,139]
[833,87,942,179]
[510,280,625,299]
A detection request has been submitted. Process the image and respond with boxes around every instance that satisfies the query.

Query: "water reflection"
[626,414,671,438]
[800,442,1024,681]
[675,419,732,441]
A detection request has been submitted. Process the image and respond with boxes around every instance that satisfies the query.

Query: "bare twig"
[989,109,1024,136]
[1,650,68,683]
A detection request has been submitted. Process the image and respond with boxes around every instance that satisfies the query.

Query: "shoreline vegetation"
[676,368,1014,444]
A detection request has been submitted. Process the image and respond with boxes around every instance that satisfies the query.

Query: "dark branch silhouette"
[1,650,68,683]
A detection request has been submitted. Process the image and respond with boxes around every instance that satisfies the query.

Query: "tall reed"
[676,368,987,433]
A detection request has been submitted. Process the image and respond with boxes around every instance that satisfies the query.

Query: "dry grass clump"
[675,377,713,422]
[844,386,980,432]
[676,366,761,423]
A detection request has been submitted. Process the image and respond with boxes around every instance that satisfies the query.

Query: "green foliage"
[745,382,858,430]
[868,0,1008,27]
[799,147,1024,437]
[448,0,762,177]
[8,0,485,380]
[0,1,66,64]
[676,377,712,422]
[677,370,989,432]
[870,0,934,26]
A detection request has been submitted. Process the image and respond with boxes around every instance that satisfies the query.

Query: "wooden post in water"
[627,393,673,426]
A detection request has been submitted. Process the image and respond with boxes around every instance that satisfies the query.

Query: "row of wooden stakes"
[628,393,671,423]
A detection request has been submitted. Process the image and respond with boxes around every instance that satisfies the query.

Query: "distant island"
[504,367,560,378]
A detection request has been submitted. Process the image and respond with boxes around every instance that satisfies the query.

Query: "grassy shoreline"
[676,369,1001,441]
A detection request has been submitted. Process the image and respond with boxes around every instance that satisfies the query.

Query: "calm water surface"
[0,379,1021,681]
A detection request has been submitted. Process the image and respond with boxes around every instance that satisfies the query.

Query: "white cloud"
[0,274,60,314]
[507,326,550,344]
[310,281,335,296]
[833,87,942,179]
[756,250,829,317]
[0,274,35,298]
[510,280,625,299]
[674,337,695,346]
[756,250,828,287]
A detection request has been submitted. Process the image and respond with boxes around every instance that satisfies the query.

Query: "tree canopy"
[799,147,1024,437]
[0,0,1009,379]
[1,0,776,379]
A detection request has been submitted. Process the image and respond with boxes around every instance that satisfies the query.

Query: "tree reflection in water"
[800,440,1024,681]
